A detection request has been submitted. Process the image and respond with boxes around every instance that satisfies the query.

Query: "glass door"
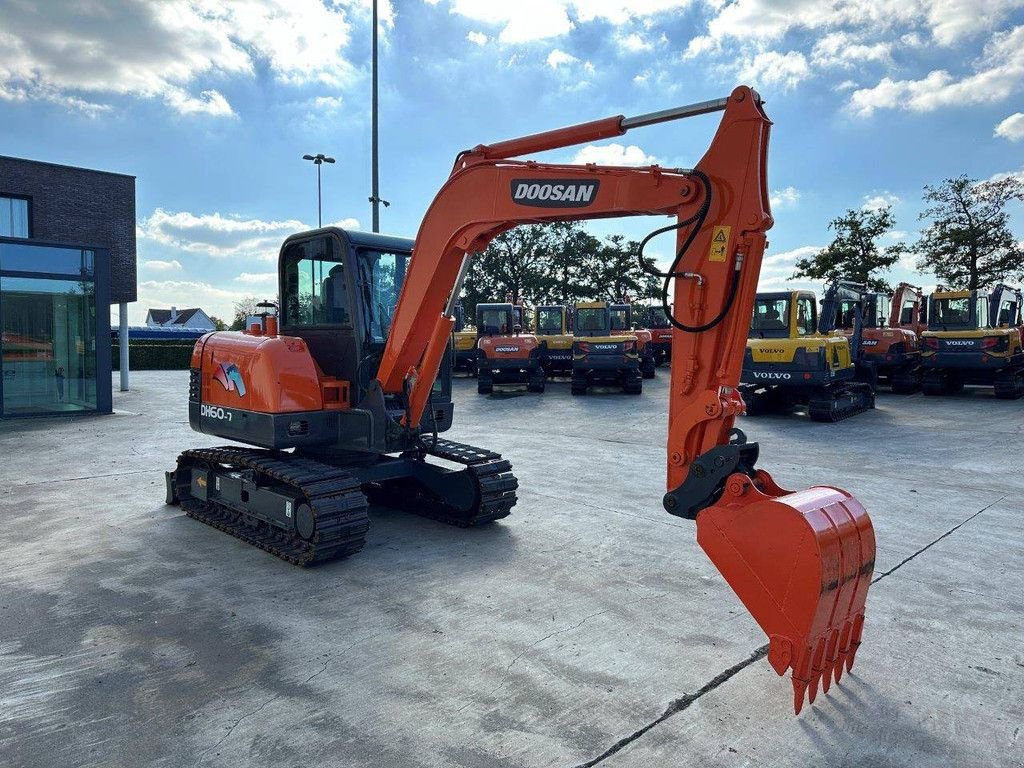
[1,276,97,414]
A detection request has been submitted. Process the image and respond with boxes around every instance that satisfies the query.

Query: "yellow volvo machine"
[452,302,478,375]
[921,285,1024,398]
[740,289,875,421]
[534,304,574,376]
[571,301,642,395]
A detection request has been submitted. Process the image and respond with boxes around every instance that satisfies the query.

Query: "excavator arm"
[378,86,875,714]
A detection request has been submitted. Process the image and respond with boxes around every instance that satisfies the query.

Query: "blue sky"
[1,0,1022,324]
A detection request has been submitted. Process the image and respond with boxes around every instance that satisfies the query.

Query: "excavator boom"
[376,86,876,714]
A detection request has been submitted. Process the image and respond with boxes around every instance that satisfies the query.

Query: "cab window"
[996,300,1014,326]
[750,298,789,336]
[609,308,629,331]
[479,309,512,335]
[537,309,563,333]
[647,306,671,329]
[900,299,916,325]
[932,297,972,329]
[576,308,607,334]
[977,299,989,328]
[282,236,351,327]
[358,249,408,343]
[796,297,816,336]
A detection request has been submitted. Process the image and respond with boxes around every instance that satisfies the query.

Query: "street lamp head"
[324,156,336,164]
[302,154,315,160]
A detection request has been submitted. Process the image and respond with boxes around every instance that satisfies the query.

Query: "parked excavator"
[474,301,545,394]
[820,280,921,394]
[166,87,874,714]
[535,304,574,376]
[740,286,876,421]
[921,284,1024,398]
[610,300,657,378]
[890,282,927,337]
[640,302,674,365]
[572,300,643,394]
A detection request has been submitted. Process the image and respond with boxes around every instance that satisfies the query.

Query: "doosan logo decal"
[494,346,520,353]
[752,371,791,380]
[862,339,879,346]
[511,179,599,208]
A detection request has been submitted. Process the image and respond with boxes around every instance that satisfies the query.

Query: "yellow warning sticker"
[708,225,731,262]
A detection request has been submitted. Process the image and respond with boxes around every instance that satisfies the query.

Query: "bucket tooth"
[694,470,876,715]
[792,678,809,715]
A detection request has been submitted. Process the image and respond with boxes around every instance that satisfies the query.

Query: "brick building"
[0,155,137,416]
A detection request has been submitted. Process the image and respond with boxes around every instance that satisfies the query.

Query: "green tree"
[910,175,1024,290]
[792,206,906,292]
[461,223,597,315]
[580,234,659,302]
[230,297,261,330]
[208,316,228,331]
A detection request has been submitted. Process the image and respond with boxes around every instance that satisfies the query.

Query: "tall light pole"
[302,153,335,227]
[368,0,389,231]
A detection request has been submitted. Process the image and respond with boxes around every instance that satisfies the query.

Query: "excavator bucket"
[696,470,875,714]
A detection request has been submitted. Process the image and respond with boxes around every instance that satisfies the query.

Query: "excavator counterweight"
[168,86,875,715]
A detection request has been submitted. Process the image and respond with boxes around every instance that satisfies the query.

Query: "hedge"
[112,340,196,370]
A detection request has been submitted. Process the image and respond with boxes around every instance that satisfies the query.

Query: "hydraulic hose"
[636,169,742,333]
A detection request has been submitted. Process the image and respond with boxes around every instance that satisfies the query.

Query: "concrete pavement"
[1,370,1021,767]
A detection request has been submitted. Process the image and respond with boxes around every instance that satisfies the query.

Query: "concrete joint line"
[572,497,1002,768]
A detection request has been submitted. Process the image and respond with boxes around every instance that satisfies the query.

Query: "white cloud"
[811,32,891,68]
[138,209,308,262]
[863,192,901,210]
[571,143,659,166]
[685,0,1023,56]
[616,33,654,52]
[770,186,801,208]
[236,272,278,285]
[994,112,1024,140]
[437,1,692,44]
[0,0,361,117]
[756,245,823,290]
[142,259,183,271]
[466,31,489,46]
[136,279,252,326]
[850,25,1024,117]
[547,49,578,69]
[736,51,810,90]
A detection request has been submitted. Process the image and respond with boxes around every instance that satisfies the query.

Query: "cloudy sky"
[1,0,1022,324]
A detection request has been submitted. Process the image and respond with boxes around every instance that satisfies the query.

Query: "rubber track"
[808,383,875,422]
[371,437,518,527]
[173,446,370,566]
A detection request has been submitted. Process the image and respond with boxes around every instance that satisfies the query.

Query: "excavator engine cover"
[696,470,875,713]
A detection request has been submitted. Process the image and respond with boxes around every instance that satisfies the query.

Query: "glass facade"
[0,239,110,416]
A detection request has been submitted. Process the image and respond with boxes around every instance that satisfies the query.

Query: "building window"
[0,196,31,238]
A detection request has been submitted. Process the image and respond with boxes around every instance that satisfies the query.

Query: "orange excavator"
[166,87,874,714]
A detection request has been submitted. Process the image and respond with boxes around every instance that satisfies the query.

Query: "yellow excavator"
[534,304,574,376]
[921,285,1024,398]
[452,301,478,375]
[740,288,875,421]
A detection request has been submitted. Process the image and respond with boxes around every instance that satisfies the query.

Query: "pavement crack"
[572,645,770,768]
[573,497,1004,766]
[194,692,282,766]
[870,496,1004,583]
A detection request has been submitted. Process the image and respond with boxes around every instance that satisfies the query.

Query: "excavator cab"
[922,286,1024,397]
[535,305,574,376]
[474,302,545,394]
[741,289,875,420]
[824,283,921,393]
[571,302,642,395]
[610,303,656,379]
